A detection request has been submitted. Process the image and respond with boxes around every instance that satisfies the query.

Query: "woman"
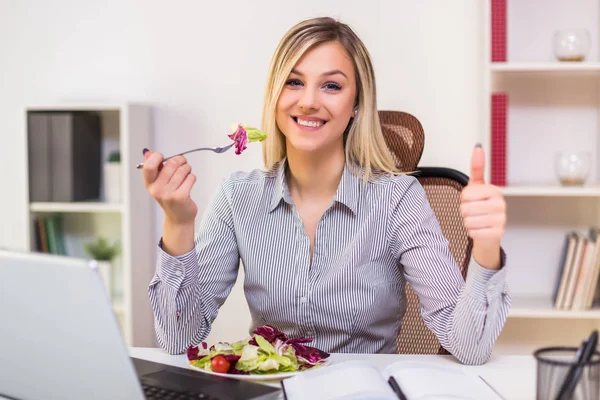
[142,17,509,365]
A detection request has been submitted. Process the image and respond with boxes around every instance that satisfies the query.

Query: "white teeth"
[296,118,324,128]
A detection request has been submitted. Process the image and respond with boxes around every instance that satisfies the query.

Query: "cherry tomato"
[211,355,230,373]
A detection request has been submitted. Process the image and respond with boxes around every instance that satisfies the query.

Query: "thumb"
[470,144,485,184]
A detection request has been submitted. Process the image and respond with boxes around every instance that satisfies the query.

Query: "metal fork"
[136,143,234,169]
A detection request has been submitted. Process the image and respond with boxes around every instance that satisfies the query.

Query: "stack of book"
[28,111,102,203]
[553,228,600,310]
[33,215,66,255]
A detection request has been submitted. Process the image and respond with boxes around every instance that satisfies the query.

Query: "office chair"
[378,110,473,355]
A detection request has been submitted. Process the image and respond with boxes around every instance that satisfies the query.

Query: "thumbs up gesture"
[460,144,506,269]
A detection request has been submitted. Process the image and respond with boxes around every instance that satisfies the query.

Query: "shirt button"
[306,331,314,336]
[300,296,307,304]
[175,270,183,277]
[488,284,496,290]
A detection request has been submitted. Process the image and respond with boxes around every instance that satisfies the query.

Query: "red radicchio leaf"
[250,324,330,366]
[186,342,208,361]
[228,124,248,155]
[251,324,289,344]
[285,337,313,346]
[222,354,241,363]
[186,345,199,361]
[286,339,330,366]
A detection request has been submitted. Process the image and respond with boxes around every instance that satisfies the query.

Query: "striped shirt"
[148,159,511,364]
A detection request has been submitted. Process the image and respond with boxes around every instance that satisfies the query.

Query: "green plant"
[84,237,120,261]
[108,151,121,163]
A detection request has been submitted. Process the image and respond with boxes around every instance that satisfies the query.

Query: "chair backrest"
[379,110,425,173]
[378,110,473,355]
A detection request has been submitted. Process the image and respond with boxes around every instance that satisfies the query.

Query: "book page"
[282,360,397,400]
[383,361,502,400]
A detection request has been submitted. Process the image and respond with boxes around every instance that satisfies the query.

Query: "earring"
[353,108,358,117]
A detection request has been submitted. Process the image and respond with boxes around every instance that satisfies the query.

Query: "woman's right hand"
[142,150,198,226]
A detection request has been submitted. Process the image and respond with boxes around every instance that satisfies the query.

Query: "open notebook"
[281,360,502,400]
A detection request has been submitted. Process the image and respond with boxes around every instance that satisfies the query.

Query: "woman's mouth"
[292,117,327,130]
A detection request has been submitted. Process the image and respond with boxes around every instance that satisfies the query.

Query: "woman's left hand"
[460,144,507,269]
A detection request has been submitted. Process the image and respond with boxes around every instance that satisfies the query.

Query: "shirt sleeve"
[386,175,511,365]
[148,179,240,354]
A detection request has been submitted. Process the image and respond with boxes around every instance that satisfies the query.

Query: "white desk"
[129,347,537,400]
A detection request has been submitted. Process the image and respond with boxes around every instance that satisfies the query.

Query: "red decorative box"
[491,0,507,62]
[491,93,508,186]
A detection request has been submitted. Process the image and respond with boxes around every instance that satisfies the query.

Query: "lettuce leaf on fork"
[228,123,268,155]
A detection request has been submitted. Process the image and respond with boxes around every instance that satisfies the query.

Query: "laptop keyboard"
[142,382,220,399]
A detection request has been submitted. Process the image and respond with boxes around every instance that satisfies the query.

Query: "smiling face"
[275,41,357,156]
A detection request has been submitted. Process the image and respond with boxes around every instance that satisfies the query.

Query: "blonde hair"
[261,17,401,181]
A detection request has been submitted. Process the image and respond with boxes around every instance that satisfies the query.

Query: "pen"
[388,376,408,400]
[556,330,598,400]
[479,375,506,400]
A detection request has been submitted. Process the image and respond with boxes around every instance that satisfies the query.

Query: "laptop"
[0,249,281,400]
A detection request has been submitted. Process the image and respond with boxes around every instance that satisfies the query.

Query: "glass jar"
[555,151,591,186]
[553,29,591,62]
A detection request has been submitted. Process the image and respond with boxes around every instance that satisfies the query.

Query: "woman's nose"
[297,87,320,111]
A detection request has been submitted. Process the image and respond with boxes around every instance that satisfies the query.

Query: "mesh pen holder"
[534,346,600,400]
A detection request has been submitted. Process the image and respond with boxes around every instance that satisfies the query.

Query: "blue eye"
[324,82,342,91]
[286,79,303,87]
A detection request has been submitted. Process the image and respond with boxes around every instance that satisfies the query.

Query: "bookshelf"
[23,102,156,347]
[483,0,600,354]
[491,62,600,74]
[501,185,600,197]
[508,296,600,319]
[30,202,124,213]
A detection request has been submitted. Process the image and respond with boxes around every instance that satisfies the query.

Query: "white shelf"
[490,62,600,74]
[30,202,123,213]
[500,185,600,197]
[26,102,136,112]
[23,102,155,347]
[481,0,600,355]
[509,297,600,319]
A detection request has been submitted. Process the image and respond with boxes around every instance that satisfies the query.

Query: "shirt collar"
[268,158,360,215]
[269,160,292,212]
[333,162,360,215]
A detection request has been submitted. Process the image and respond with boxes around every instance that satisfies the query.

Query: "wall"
[0,0,485,344]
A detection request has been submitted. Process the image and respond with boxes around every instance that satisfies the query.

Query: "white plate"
[187,357,330,382]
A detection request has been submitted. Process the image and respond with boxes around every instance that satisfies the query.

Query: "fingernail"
[475,143,482,149]
[142,148,149,155]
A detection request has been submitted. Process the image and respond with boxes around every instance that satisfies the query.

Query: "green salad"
[187,325,330,375]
